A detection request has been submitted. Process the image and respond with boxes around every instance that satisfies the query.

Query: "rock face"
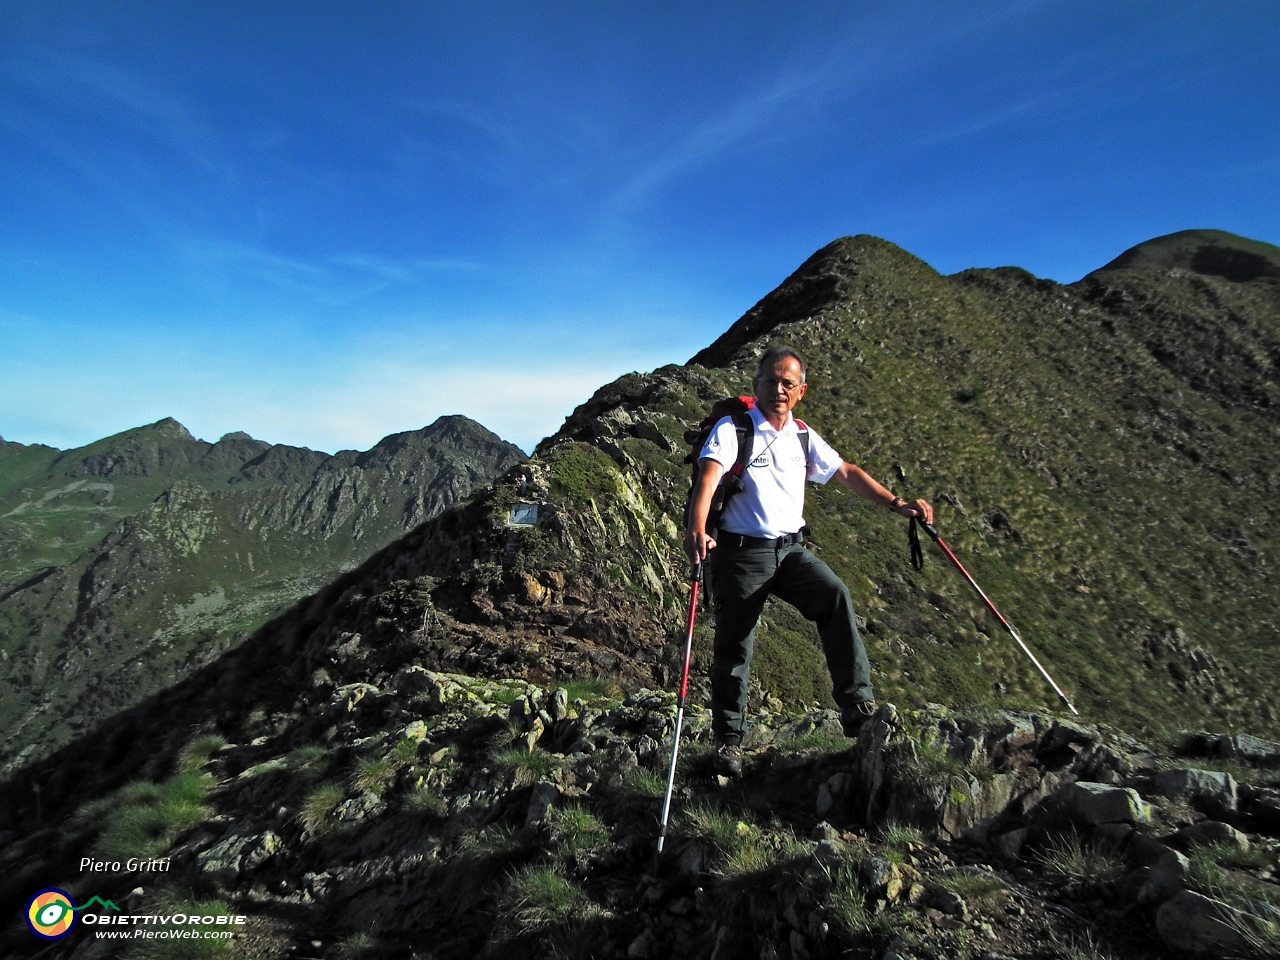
[0,415,524,773]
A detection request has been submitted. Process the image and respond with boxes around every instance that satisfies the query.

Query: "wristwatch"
[888,495,905,511]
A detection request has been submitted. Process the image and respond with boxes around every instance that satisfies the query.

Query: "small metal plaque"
[509,503,539,526]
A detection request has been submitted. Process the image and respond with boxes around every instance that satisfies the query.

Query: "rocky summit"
[0,416,525,776]
[1,229,1278,958]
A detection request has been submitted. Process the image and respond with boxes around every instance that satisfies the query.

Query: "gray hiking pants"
[709,538,873,742]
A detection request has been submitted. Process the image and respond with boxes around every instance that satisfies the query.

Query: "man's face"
[753,356,807,419]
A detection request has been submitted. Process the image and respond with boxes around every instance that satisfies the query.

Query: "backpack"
[682,396,810,538]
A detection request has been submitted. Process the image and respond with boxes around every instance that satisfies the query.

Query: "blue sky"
[2,1,1277,454]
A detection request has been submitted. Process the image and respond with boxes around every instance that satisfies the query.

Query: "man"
[686,345,933,775]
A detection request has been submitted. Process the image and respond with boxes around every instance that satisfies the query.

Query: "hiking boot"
[713,741,744,778]
[840,700,877,737]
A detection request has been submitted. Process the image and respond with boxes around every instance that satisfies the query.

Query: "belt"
[717,528,806,549]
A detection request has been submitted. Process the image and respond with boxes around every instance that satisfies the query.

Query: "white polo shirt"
[699,407,843,539]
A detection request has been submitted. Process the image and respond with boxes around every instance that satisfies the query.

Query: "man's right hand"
[686,530,717,563]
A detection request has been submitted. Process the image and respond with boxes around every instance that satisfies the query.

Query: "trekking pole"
[913,519,1078,716]
[656,561,702,855]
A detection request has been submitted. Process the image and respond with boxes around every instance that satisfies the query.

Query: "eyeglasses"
[756,377,804,392]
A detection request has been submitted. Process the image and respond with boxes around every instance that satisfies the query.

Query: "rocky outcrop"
[6,662,1279,960]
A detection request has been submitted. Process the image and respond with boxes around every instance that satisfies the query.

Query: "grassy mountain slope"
[0,416,525,773]
[1,229,1278,960]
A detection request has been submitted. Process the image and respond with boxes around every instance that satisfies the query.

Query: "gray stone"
[1236,733,1280,767]
[550,687,569,721]
[815,772,853,817]
[241,831,282,871]
[525,781,560,826]
[933,889,968,919]
[1251,793,1280,834]
[1154,768,1238,815]
[1061,781,1150,824]
[1040,719,1098,753]
[676,840,708,877]
[1092,822,1134,850]
[993,828,1027,860]
[196,835,251,884]
[627,927,656,959]
[1138,849,1190,904]
[1127,832,1173,868]
[859,856,901,899]
[1156,890,1249,955]
[1177,820,1250,850]
[811,821,840,842]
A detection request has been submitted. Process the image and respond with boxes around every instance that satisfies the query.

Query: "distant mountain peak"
[1093,229,1280,283]
[147,417,196,440]
[689,234,936,368]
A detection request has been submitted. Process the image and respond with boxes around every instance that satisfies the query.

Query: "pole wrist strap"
[909,516,924,571]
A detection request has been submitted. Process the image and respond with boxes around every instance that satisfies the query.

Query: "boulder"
[816,773,853,817]
[1154,768,1237,816]
[1155,890,1249,955]
[1127,832,1173,868]
[1138,849,1189,905]
[1236,733,1280,767]
[1177,820,1250,851]
[859,856,902,900]
[526,781,560,826]
[1092,822,1134,850]
[1060,781,1150,824]
[992,828,1027,860]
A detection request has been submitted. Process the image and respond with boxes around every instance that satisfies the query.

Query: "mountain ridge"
[0,414,526,775]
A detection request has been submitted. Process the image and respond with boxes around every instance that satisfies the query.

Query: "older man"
[686,345,933,774]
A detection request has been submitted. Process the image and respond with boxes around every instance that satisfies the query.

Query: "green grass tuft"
[298,783,344,834]
[388,738,421,768]
[494,747,559,786]
[879,821,925,847]
[624,767,666,799]
[941,871,1008,906]
[93,773,210,861]
[562,677,624,704]
[404,784,447,818]
[351,756,396,795]
[497,864,598,934]
[811,860,887,937]
[177,734,227,773]
[1036,831,1125,882]
[546,804,609,856]
[777,732,849,755]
